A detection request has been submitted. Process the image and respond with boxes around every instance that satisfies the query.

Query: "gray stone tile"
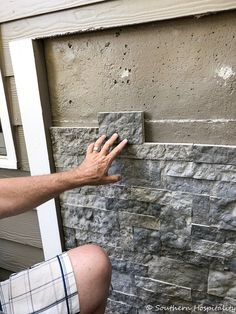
[192,195,210,225]
[120,143,194,161]
[164,176,214,195]
[147,256,208,291]
[160,203,192,250]
[51,127,99,155]
[192,145,236,166]
[106,198,161,217]
[109,158,163,188]
[135,276,192,301]
[111,258,148,277]
[191,224,226,243]
[208,269,236,298]
[98,111,145,144]
[119,212,160,231]
[209,197,236,231]
[133,227,161,254]
[191,239,236,259]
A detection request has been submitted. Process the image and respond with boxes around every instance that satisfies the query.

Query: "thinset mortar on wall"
[51,111,236,313]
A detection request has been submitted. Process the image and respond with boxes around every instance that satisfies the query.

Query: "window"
[0,69,17,169]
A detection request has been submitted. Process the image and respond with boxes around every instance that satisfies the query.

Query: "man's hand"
[75,133,127,186]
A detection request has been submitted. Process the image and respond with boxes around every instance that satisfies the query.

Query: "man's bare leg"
[68,244,112,314]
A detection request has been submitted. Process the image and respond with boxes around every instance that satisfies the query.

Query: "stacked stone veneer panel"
[51,112,236,314]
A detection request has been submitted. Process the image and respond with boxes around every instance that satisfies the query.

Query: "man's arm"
[0,133,127,219]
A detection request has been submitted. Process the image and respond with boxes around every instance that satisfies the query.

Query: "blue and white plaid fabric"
[0,252,80,314]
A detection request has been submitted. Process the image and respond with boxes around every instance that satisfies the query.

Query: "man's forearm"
[0,134,127,219]
[0,170,82,219]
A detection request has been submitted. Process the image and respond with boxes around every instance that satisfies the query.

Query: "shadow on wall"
[51,111,236,314]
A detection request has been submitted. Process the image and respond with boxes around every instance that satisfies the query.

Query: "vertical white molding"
[0,69,17,169]
[10,38,62,260]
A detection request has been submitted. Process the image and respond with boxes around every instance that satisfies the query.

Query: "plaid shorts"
[0,252,80,314]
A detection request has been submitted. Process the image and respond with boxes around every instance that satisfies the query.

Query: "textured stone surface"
[50,121,236,313]
[191,224,226,243]
[164,161,236,182]
[109,158,163,188]
[209,198,236,231]
[51,127,99,156]
[106,198,161,217]
[120,143,194,162]
[191,239,236,259]
[192,146,236,166]
[106,299,137,314]
[192,195,210,225]
[98,111,145,144]
[135,276,192,301]
[119,212,160,231]
[164,176,214,195]
[148,256,208,291]
[133,228,161,254]
[51,126,236,167]
[208,270,236,298]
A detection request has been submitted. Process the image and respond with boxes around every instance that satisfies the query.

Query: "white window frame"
[0,69,17,169]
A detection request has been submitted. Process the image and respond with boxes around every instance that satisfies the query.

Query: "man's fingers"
[108,139,128,161]
[93,135,106,152]
[87,143,95,154]
[103,174,121,184]
[100,133,119,155]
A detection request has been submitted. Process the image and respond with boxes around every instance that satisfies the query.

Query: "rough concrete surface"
[44,10,236,144]
[51,112,236,313]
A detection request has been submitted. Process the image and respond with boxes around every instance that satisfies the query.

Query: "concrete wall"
[51,111,236,313]
[44,10,236,145]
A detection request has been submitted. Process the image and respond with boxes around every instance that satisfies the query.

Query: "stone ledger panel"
[98,111,145,144]
[51,111,236,313]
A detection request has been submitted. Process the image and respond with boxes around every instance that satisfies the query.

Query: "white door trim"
[9,38,62,260]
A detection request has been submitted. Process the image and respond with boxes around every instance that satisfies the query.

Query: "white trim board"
[9,39,62,260]
[0,0,109,23]
[0,70,17,169]
[3,0,236,41]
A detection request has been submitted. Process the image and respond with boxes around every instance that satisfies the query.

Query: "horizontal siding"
[5,76,21,126]
[0,170,41,249]
[0,210,42,248]
[0,239,44,272]
[0,132,6,155]
[0,168,43,274]
[0,168,29,178]
[14,125,30,171]
[0,0,108,23]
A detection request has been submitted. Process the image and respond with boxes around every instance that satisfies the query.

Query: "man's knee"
[67,244,112,313]
[68,244,111,280]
